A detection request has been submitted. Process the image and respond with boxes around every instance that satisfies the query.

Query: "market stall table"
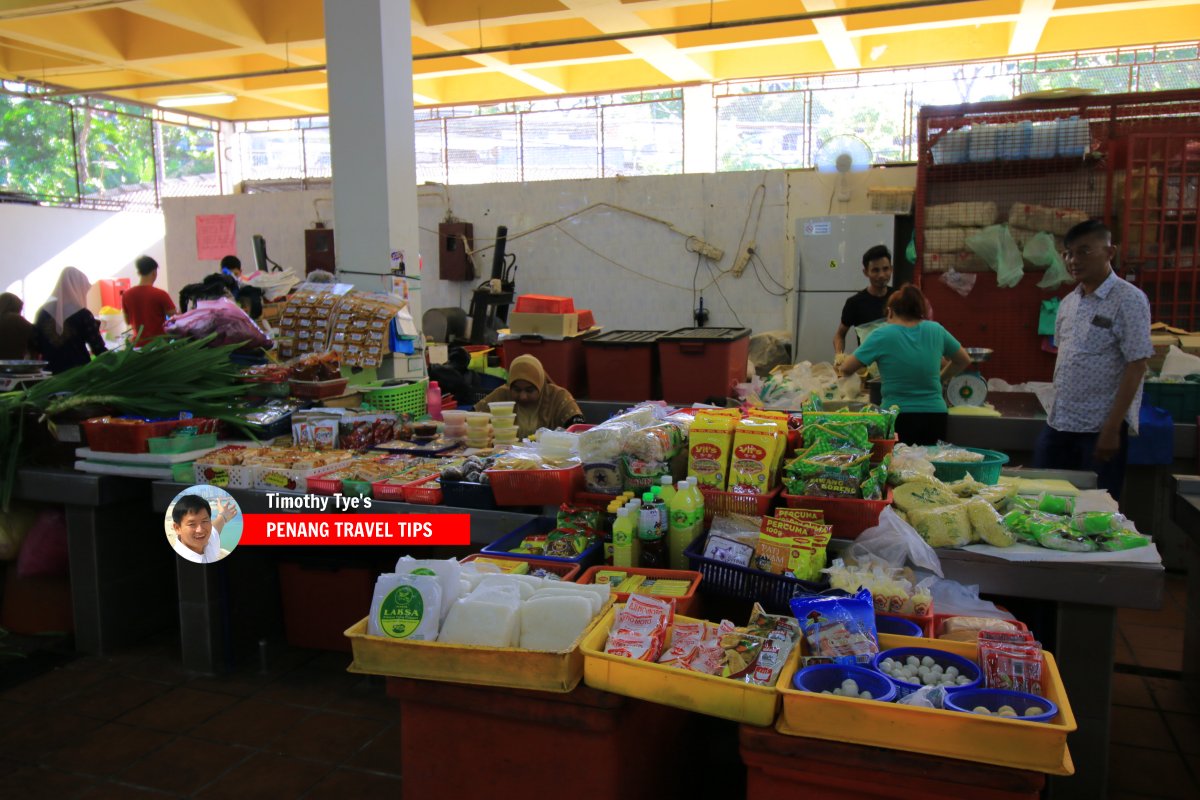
[1169,474,1200,696]
[149,481,540,673]
[12,467,176,655]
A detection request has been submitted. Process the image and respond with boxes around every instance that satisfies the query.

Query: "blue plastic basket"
[872,646,981,699]
[874,615,924,638]
[944,687,1059,723]
[792,663,897,703]
[481,517,603,567]
[683,532,828,615]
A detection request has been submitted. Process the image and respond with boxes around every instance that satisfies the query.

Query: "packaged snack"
[791,589,879,666]
[688,415,736,490]
[719,632,766,680]
[803,407,897,439]
[657,621,708,668]
[704,533,757,567]
[802,421,871,453]
[604,632,660,661]
[1038,493,1075,515]
[584,461,623,494]
[979,639,1045,696]
[729,418,780,494]
[368,573,442,640]
[907,503,972,548]
[892,478,960,512]
[785,446,872,497]
[1098,529,1151,551]
[626,421,686,463]
[1069,511,1124,535]
[744,603,801,687]
[776,507,825,524]
[938,615,1021,639]
[965,497,1016,547]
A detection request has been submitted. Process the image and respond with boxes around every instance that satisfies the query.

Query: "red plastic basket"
[403,474,444,505]
[290,378,349,399]
[514,294,574,314]
[460,552,581,581]
[307,469,345,496]
[699,485,781,523]
[870,435,899,462]
[780,487,893,540]
[566,423,594,433]
[82,417,216,454]
[485,465,584,506]
[577,565,703,616]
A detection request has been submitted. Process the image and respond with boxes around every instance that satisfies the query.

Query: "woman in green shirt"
[839,284,972,445]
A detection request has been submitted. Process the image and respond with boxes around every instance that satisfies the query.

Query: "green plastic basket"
[1141,381,1200,424]
[930,447,1009,484]
[148,432,218,455]
[342,478,373,498]
[362,380,427,417]
[171,461,197,483]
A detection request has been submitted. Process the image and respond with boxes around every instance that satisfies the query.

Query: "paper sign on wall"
[196,214,236,260]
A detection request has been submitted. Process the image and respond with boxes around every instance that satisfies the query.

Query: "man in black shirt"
[833,244,895,367]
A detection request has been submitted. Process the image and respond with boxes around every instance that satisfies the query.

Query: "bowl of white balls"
[943,688,1059,723]
[872,647,981,698]
[792,663,897,703]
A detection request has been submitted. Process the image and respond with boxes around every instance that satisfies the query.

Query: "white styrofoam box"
[948,202,998,227]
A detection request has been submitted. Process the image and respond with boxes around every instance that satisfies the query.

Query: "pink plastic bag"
[17,509,70,579]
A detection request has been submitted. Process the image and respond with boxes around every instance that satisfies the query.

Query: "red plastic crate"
[577,565,703,616]
[576,309,594,330]
[402,474,444,505]
[500,335,589,397]
[583,330,663,402]
[657,327,750,404]
[278,561,374,652]
[699,485,781,523]
[307,469,345,496]
[780,487,893,540]
[870,435,898,462]
[82,417,216,454]
[460,552,581,581]
[515,294,575,314]
[485,465,584,506]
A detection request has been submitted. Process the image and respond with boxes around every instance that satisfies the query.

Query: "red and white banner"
[240,514,470,546]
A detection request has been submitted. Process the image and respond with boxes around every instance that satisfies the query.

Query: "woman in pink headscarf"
[32,266,107,373]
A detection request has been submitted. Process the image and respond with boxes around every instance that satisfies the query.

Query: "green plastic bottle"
[612,508,638,568]
[668,480,703,570]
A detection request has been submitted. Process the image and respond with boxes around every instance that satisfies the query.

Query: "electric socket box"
[304,227,335,274]
[439,221,474,281]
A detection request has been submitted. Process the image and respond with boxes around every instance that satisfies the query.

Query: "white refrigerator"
[793,214,897,365]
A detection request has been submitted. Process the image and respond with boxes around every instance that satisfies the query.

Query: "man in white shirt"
[1034,219,1154,500]
[170,493,235,564]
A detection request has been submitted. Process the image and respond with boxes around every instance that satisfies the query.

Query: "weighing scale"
[946,347,993,408]
[0,360,51,392]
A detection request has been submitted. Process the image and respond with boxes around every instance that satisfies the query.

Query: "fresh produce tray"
[780,487,893,540]
[577,565,704,617]
[775,633,1076,775]
[344,598,613,693]
[930,447,1009,484]
[580,606,796,726]
[683,532,828,615]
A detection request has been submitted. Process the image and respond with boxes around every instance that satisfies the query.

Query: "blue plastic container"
[792,663,897,703]
[481,517,603,567]
[944,688,1059,723]
[874,615,923,638]
[873,646,981,698]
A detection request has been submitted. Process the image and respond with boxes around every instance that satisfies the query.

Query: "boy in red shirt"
[123,255,176,346]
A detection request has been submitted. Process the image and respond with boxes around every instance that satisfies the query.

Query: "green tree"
[160,123,217,180]
[0,94,77,197]
[76,107,154,195]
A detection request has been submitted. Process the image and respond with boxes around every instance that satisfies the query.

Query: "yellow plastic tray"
[344,598,613,693]
[776,633,1077,775]
[580,607,797,726]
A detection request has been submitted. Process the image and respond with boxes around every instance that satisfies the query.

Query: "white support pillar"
[683,84,717,175]
[324,0,419,321]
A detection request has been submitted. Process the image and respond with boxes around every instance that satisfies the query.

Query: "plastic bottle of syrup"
[612,508,638,568]
[668,480,702,570]
[638,491,667,568]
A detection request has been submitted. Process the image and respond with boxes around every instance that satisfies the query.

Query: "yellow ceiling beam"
[1009,0,1055,55]
[414,20,566,94]
[533,58,675,94]
[1040,5,1200,50]
[411,0,569,28]
[710,39,835,80]
[121,14,242,62]
[559,0,712,82]
[0,8,124,61]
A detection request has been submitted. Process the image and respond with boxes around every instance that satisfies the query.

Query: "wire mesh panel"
[521,107,599,182]
[601,99,682,177]
[445,113,519,185]
[915,89,1200,381]
[1122,132,1200,329]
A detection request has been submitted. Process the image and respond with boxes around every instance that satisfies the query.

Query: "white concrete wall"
[0,204,165,319]
[161,191,333,292]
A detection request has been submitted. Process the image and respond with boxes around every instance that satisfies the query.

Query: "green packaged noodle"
[802,407,897,440]
[1069,511,1123,535]
[785,446,871,497]
[1098,529,1151,551]
[947,474,987,498]
[861,457,890,501]
[802,421,870,453]
[892,478,960,513]
[1037,493,1075,515]
[1034,527,1097,553]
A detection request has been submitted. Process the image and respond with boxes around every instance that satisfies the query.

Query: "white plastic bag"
[928,579,1014,620]
[938,269,977,297]
[897,684,948,709]
[849,506,944,577]
[1160,345,1200,379]
[966,225,1024,288]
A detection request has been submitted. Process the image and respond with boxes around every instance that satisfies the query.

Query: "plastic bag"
[849,506,944,577]
[966,225,1024,288]
[929,579,1014,620]
[0,503,38,561]
[938,269,977,297]
[1160,345,1200,379]
[898,684,948,709]
[1024,232,1072,289]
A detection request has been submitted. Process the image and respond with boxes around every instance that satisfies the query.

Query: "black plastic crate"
[683,532,827,614]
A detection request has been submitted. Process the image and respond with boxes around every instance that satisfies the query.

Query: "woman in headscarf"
[476,354,584,438]
[32,266,107,374]
[0,292,37,361]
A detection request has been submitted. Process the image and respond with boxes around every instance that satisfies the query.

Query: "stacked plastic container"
[490,401,518,446]
[465,412,492,449]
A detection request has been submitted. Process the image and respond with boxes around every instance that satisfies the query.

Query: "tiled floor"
[1109,572,1200,800]
[0,573,1195,798]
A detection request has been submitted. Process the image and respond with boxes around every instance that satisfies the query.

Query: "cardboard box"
[1149,333,1180,373]
[1178,335,1200,358]
[508,312,580,338]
